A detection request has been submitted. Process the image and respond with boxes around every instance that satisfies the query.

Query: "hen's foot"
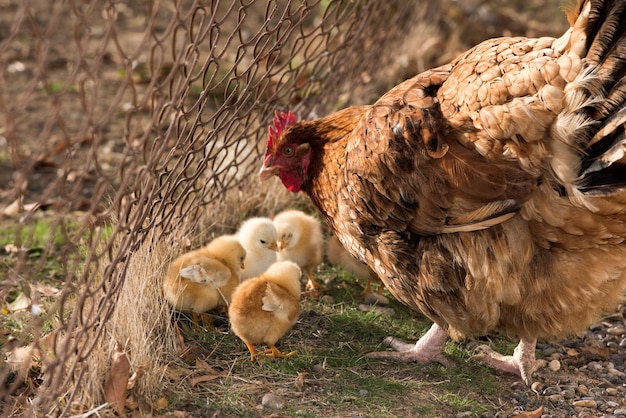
[470,338,538,385]
[360,281,387,303]
[365,323,454,367]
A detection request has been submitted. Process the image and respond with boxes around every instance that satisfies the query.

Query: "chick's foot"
[470,338,538,385]
[264,345,297,359]
[365,323,454,367]
[304,273,325,298]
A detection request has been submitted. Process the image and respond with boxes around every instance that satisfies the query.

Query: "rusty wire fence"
[0,0,445,415]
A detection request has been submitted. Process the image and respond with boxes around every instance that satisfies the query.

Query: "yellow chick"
[273,209,324,294]
[228,261,302,360]
[326,234,386,299]
[163,235,246,326]
[236,217,279,280]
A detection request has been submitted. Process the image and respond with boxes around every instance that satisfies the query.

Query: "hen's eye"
[283,146,293,156]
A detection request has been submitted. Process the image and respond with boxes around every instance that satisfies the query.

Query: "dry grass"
[72,227,180,413]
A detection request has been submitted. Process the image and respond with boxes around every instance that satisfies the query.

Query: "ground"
[156,267,626,418]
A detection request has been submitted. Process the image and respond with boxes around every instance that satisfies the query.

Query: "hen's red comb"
[267,110,297,150]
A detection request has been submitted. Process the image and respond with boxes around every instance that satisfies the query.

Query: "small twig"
[67,402,109,418]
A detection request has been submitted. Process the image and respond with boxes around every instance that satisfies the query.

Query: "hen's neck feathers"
[291,106,367,147]
[293,106,367,225]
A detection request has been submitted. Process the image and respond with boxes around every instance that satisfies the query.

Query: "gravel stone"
[261,393,284,410]
[573,399,598,409]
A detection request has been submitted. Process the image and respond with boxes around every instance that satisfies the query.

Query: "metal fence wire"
[0,0,440,415]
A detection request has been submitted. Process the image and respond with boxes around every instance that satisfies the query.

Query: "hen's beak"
[267,241,278,251]
[259,156,279,182]
[259,164,279,182]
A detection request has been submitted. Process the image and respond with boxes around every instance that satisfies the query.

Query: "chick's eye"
[260,240,266,244]
[283,146,293,156]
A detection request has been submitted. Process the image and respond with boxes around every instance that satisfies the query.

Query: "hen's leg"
[360,280,373,298]
[365,323,453,367]
[376,282,385,295]
[471,338,538,384]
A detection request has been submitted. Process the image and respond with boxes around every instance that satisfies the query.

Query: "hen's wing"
[343,68,539,240]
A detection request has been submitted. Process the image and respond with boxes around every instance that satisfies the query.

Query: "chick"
[228,261,302,360]
[236,217,278,280]
[163,235,246,327]
[326,234,387,303]
[273,209,324,295]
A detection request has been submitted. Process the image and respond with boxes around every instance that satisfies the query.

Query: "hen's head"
[259,110,311,193]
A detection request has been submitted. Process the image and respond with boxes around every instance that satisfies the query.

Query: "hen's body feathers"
[261,0,626,383]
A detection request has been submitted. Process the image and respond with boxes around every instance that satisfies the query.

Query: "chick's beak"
[259,156,279,182]
[267,241,278,251]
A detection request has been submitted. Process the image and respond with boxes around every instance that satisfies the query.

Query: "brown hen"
[259,0,626,384]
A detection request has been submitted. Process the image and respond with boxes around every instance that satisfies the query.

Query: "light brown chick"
[228,261,302,360]
[273,209,324,295]
[163,235,246,326]
[326,234,385,300]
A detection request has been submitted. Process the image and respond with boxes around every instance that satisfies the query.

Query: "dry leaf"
[6,345,36,376]
[31,284,61,298]
[194,358,220,374]
[1,198,39,217]
[164,364,193,381]
[155,397,168,410]
[189,373,226,386]
[512,406,544,418]
[7,293,31,312]
[38,331,62,365]
[295,372,307,391]
[126,366,145,390]
[581,346,612,360]
[104,343,130,415]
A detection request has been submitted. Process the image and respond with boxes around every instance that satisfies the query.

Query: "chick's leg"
[304,269,324,297]
[365,323,453,367]
[471,338,538,385]
[263,345,297,358]
[243,340,259,361]
[190,312,214,330]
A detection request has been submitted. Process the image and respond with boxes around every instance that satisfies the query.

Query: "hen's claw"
[365,323,454,367]
[470,338,538,385]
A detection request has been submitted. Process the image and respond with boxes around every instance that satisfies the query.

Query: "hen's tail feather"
[574,0,626,192]
[586,0,626,118]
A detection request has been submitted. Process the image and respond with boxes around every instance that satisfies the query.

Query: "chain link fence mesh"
[0,0,436,415]
[0,0,569,415]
